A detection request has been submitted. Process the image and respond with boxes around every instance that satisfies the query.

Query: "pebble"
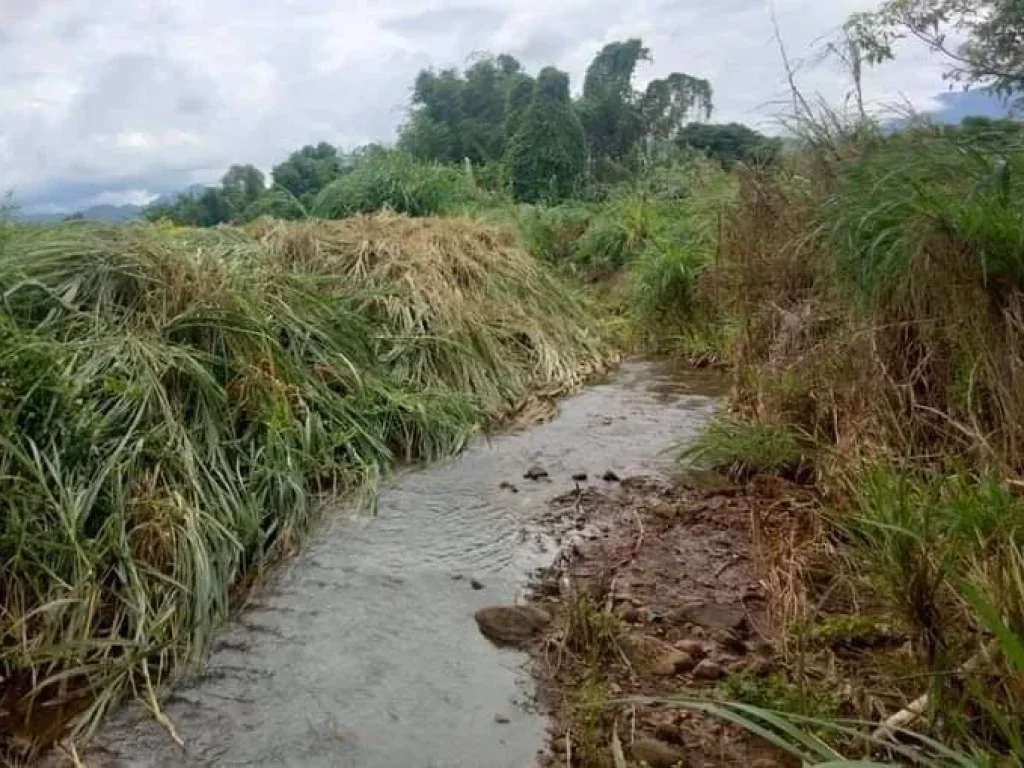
[470,579,485,590]
[494,714,511,724]
[692,659,725,681]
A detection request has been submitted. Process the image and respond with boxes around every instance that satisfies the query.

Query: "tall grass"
[673,123,1024,762]
[0,216,607,755]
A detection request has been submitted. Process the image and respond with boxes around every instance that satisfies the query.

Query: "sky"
[0,0,964,213]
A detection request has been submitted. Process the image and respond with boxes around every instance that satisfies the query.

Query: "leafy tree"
[677,123,782,167]
[577,39,713,177]
[271,143,341,206]
[847,0,1024,99]
[506,67,586,203]
[399,55,526,164]
[579,40,651,167]
[504,73,535,145]
[221,164,266,220]
[242,188,307,221]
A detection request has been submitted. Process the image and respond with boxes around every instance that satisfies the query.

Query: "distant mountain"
[18,203,144,224]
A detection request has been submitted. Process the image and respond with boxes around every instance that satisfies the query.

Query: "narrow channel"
[83,360,723,767]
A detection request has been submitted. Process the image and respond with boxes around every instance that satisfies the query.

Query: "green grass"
[311,151,474,219]
[0,216,606,755]
[681,417,814,481]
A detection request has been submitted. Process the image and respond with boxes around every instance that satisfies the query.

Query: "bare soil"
[527,474,812,767]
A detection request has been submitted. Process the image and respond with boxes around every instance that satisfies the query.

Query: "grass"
[664,123,1024,763]
[0,215,607,757]
[310,151,475,219]
[681,417,814,481]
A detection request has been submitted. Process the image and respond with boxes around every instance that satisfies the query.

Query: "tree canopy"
[677,123,782,167]
[847,0,1024,99]
[506,67,586,203]
[271,143,342,206]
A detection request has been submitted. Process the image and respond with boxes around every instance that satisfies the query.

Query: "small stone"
[602,470,621,483]
[617,604,642,623]
[571,472,588,482]
[675,639,708,660]
[717,630,748,655]
[475,605,552,648]
[651,650,695,676]
[630,736,686,768]
[692,659,725,681]
[647,606,668,624]
[494,714,511,724]
[470,579,485,591]
[523,465,549,481]
[682,602,749,634]
[451,574,465,581]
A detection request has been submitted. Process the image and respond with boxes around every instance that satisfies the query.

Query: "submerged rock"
[602,470,621,483]
[499,481,520,493]
[571,472,588,482]
[523,465,549,481]
[470,578,485,591]
[474,605,551,648]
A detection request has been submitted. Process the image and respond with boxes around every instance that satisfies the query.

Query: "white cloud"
[0,0,956,212]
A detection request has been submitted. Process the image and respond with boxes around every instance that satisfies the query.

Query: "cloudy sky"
[2,0,956,213]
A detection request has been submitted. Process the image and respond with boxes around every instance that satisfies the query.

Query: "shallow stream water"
[85,360,724,768]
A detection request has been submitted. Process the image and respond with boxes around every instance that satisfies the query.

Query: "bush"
[311,152,472,219]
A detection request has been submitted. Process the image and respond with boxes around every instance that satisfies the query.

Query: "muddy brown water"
[81,360,724,768]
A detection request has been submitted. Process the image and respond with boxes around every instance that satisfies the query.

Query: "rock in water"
[523,465,549,481]
[602,470,620,483]
[571,472,588,482]
[631,737,687,767]
[474,605,551,648]
[470,578,485,591]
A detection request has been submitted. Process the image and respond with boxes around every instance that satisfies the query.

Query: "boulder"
[475,605,551,648]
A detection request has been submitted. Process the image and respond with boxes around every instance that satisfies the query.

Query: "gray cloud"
[0,0,953,212]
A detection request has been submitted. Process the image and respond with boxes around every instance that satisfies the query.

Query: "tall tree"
[677,123,782,167]
[847,0,1024,99]
[271,143,340,206]
[506,67,586,203]
[221,164,266,220]
[579,40,651,167]
[577,39,714,176]
[504,72,535,145]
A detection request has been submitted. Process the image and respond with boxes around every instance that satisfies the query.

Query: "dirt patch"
[526,475,810,767]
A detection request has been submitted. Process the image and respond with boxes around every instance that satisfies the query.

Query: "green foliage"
[823,133,1024,302]
[243,188,308,221]
[221,164,266,218]
[506,67,586,203]
[271,142,341,207]
[310,152,472,218]
[678,123,783,167]
[514,203,595,262]
[682,418,813,480]
[0,217,607,750]
[719,670,838,719]
[399,55,526,165]
[577,39,713,179]
[847,0,1024,99]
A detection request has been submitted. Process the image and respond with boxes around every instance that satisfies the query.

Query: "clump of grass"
[311,151,473,219]
[0,216,607,756]
[251,213,611,419]
[682,417,815,481]
[564,590,626,668]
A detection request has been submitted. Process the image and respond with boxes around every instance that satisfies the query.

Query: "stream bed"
[83,360,724,768]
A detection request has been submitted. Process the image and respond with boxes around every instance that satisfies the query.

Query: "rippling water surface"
[86,360,724,768]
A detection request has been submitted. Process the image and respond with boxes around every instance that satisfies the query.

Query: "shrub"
[311,152,472,219]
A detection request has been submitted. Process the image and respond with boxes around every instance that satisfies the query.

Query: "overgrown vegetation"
[0,215,607,757]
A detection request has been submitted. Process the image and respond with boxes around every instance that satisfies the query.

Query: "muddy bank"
[525,475,812,767]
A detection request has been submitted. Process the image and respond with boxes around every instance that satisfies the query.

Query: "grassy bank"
[673,125,1024,763]
[0,214,608,757]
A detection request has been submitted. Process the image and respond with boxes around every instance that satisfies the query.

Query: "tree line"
[148,39,781,226]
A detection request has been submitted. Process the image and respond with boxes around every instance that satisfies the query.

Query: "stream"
[82,360,724,768]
